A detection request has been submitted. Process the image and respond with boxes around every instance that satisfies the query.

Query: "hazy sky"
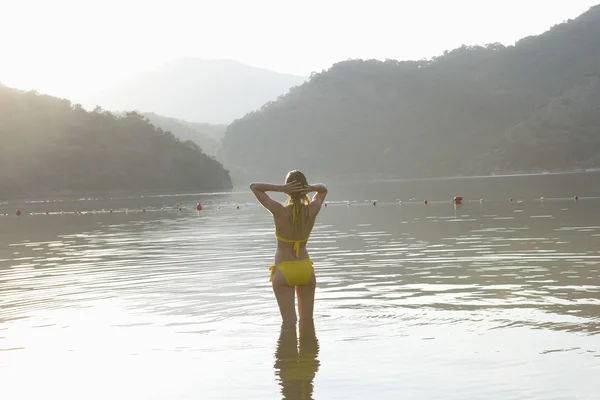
[1,0,598,98]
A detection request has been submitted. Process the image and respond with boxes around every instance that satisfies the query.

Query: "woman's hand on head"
[283,181,306,195]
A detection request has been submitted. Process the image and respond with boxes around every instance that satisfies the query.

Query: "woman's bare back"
[273,203,318,264]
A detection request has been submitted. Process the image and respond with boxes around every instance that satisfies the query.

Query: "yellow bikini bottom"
[269,260,314,286]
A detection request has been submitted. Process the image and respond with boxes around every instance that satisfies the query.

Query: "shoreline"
[3,169,599,203]
[236,168,600,187]
[0,185,235,203]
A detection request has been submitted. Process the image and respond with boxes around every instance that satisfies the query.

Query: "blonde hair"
[285,170,310,230]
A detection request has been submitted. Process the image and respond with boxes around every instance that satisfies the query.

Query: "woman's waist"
[276,241,308,250]
[274,247,310,264]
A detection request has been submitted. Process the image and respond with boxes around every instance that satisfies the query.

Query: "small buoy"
[196,203,202,212]
[424,200,428,205]
[540,197,544,201]
[398,200,402,205]
[453,196,463,205]
[142,208,146,212]
[178,207,182,212]
[46,211,49,215]
[236,205,240,210]
[372,201,377,206]
[480,198,484,203]
[574,196,578,201]
[16,209,22,217]
[324,203,327,207]
[109,209,113,213]
[509,198,513,202]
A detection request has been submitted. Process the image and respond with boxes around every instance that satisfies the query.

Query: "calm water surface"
[1,173,599,400]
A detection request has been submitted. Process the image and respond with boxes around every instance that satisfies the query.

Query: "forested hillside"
[221,5,600,181]
[0,85,232,199]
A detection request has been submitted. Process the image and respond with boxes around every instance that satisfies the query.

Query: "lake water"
[1,173,599,400]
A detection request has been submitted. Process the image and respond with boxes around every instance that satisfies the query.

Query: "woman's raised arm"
[306,184,328,210]
[250,182,304,214]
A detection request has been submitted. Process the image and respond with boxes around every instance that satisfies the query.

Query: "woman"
[250,170,328,326]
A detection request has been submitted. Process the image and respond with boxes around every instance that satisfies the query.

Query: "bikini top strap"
[275,233,309,258]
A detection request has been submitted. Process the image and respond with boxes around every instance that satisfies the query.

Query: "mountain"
[82,59,307,124]
[141,112,226,156]
[478,77,600,172]
[220,5,600,182]
[0,85,232,199]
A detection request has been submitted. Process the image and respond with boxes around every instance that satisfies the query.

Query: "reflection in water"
[274,321,320,400]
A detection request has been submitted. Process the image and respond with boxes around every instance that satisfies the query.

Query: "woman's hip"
[270,260,315,286]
